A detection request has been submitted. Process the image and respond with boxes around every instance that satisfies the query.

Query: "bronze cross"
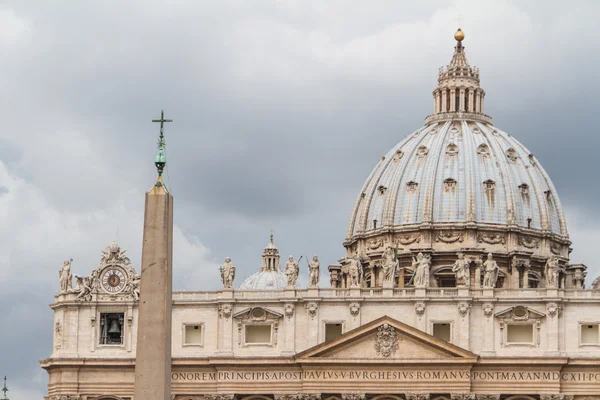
[152,110,173,138]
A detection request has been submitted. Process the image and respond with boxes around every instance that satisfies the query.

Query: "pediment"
[296,316,477,363]
[495,306,545,320]
[233,307,283,321]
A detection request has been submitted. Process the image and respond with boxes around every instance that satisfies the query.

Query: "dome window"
[407,181,419,192]
[377,185,387,195]
[416,146,429,159]
[477,144,490,158]
[444,178,457,193]
[393,150,404,162]
[446,143,459,156]
[472,127,481,134]
[529,154,537,166]
[506,148,518,162]
[519,184,530,196]
[430,128,438,135]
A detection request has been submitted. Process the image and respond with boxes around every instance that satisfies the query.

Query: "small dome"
[239,270,286,290]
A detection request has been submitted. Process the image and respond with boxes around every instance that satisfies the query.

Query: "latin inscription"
[171,370,600,382]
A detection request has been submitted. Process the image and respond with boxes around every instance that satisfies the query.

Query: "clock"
[101,268,126,293]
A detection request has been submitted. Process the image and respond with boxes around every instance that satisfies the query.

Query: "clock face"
[102,268,126,293]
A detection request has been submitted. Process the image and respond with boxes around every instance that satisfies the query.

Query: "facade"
[42,30,600,400]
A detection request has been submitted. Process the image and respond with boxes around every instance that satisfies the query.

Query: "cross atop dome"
[427,29,490,125]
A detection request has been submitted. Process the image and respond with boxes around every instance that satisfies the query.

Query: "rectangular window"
[581,324,599,344]
[184,324,203,346]
[245,325,272,344]
[325,323,343,342]
[100,313,124,345]
[507,324,533,344]
[433,323,451,342]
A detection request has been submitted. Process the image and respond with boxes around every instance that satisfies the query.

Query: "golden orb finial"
[454,28,464,42]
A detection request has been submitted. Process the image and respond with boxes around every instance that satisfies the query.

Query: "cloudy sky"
[0,0,599,397]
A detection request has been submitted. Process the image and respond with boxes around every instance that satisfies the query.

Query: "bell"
[108,319,121,334]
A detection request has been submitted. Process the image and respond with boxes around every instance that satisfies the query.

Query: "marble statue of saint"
[59,260,73,294]
[482,253,499,288]
[127,275,141,301]
[308,255,320,288]
[75,275,93,301]
[284,256,299,288]
[347,254,362,287]
[412,253,430,288]
[382,246,398,287]
[221,257,236,289]
[452,253,471,287]
[544,256,560,288]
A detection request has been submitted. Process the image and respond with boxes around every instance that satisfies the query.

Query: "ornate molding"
[540,395,564,400]
[341,394,365,400]
[396,234,421,245]
[367,238,384,250]
[458,302,471,317]
[54,321,63,350]
[482,302,494,317]
[436,232,464,243]
[218,304,232,319]
[415,302,426,316]
[546,302,563,318]
[306,302,318,318]
[204,395,236,400]
[52,396,81,400]
[451,394,476,400]
[476,396,499,400]
[373,323,399,357]
[478,233,505,245]
[406,394,430,400]
[550,243,562,255]
[349,302,360,317]
[284,303,295,318]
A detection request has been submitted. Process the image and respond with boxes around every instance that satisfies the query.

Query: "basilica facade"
[42,30,600,400]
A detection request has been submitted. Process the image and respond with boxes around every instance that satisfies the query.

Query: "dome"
[346,121,568,237]
[239,270,287,290]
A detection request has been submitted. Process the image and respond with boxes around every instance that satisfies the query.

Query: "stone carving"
[458,302,471,317]
[519,183,530,196]
[220,257,236,289]
[482,253,499,289]
[367,238,384,250]
[452,253,470,287]
[506,148,518,161]
[396,234,420,245]
[547,302,562,318]
[550,243,562,255]
[476,395,500,400]
[284,256,300,288]
[406,393,430,400]
[478,233,505,245]
[377,185,387,195]
[436,232,463,243]
[407,181,419,192]
[415,302,426,316]
[219,304,232,319]
[382,246,399,288]
[125,274,141,301]
[341,394,365,400]
[349,302,360,317]
[540,395,563,400]
[204,395,236,400]
[592,276,600,289]
[306,302,318,318]
[518,235,540,249]
[451,395,476,400]
[412,253,431,288]
[54,321,62,350]
[59,259,73,294]
[444,178,457,192]
[52,395,81,400]
[545,256,562,288]
[373,323,399,357]
[482,303,494,317]
[347,254,363,288]
[284,303,295,318]
[74,275,93,301]
[308,256,320,288]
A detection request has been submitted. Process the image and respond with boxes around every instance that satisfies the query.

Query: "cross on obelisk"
[151,110,173,186]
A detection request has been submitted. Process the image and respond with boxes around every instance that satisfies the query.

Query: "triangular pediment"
[296,316,477,363]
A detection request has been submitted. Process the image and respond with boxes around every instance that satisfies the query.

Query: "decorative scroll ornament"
[415,302,426,316]
[306,302,318,318]
[478,234,505,245]
[349,302,361,317]
[436,232,464,243]
[518,235,540,249]
[540,395,564,400]
[374,323,399,357]
[458,302,471,317]
[482,303,494,317]
[406,394,430,400]
[284,303,295,318]
[341,394,365,400]
[396,234,421,245]
[52,396,81,400]
[54,321,63,350]
[451,395,476,400]
[367,238,384,250]
[219,304,232,319]
[204,395,236,400]
[476,395,500,400]
[550,243,562,255]
[547,302,562,318]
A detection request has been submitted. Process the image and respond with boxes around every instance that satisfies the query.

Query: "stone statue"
[412,253,430,288]
[284,256,299,288]
[308,255,320,287]
[59,260,73,294]
[75,275,93,301]
[220,257,236,289]
[127,274,141,301]
[482,253,499,288]
[347,254,362,288]
[544,256,561,288]
[382,246,398,288]
[452,253,470,287]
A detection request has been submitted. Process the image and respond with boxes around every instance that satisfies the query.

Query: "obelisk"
[134,111,174,400]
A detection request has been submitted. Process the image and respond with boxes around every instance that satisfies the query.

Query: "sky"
[0,0,599,397]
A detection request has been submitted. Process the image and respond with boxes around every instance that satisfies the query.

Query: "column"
[481,94,485,114]
[459,89,465,112]
[457,302,471,349]
[442,90,447,113]
[450,89,456,112]
[433,92,438,114]
[307,302,320,348]
[475,91,481,113]
[435,91,441,114]
[545,302,560,355]
[523,267,529,288]
[481,302,495,356]
[469,90,474,112]
[218,303,234,355]
[282,303,296,356]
